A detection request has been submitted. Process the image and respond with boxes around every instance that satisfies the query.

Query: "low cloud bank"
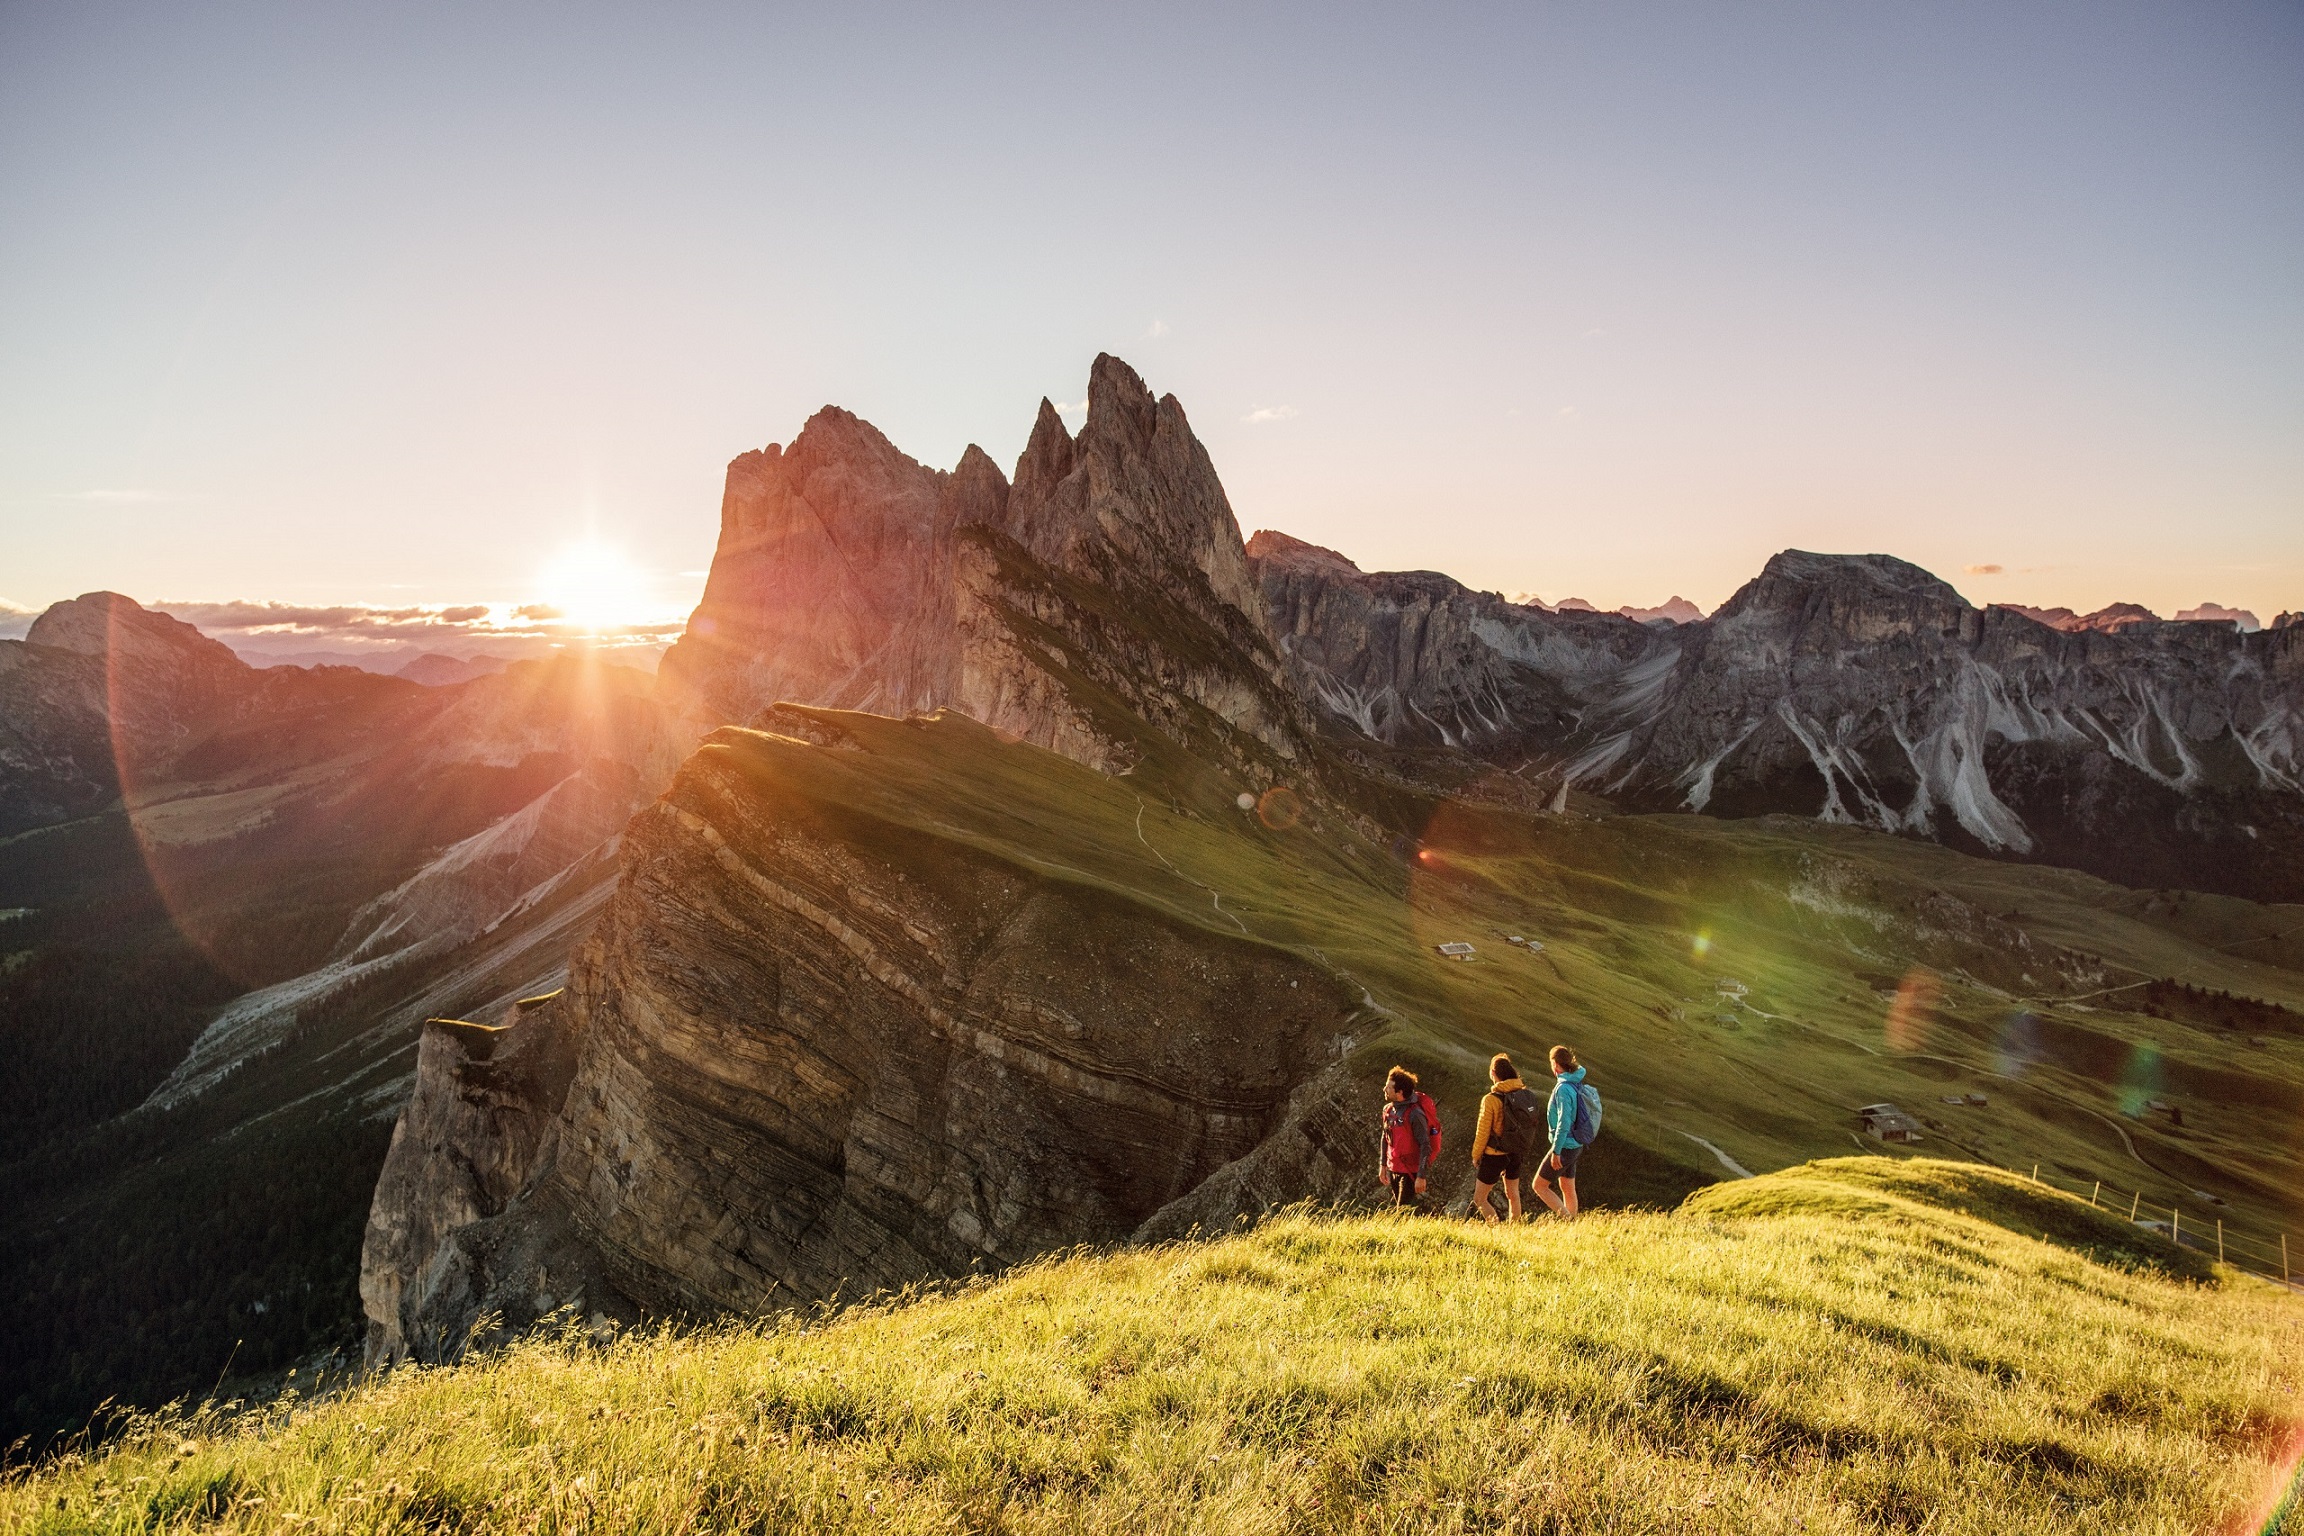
[147,599,687,673]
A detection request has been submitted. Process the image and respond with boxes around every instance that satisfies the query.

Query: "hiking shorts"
[1539,1145,1583,1180]
[1475,1149,1526,1184]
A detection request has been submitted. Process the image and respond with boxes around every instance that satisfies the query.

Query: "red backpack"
[1414,1091,1444,1160]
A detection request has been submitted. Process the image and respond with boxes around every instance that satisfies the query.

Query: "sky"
[2,1,2299,653]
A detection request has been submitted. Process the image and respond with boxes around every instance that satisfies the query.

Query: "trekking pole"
[2128,1191,2140,1222]
[2089,1182,2100,1208]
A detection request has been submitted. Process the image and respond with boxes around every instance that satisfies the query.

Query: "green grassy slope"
[7,1160,2297,1535]
[717,708,2304,1256]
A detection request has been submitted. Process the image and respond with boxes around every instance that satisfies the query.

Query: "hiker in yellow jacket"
[1466,1053,1545,1223]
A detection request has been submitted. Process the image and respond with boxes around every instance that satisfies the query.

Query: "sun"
[537,540,648,632]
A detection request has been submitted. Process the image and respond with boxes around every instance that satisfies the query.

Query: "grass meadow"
[6,1160,2299,1534]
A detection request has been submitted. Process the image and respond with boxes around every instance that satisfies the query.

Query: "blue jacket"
[1547,1067,1587,1155]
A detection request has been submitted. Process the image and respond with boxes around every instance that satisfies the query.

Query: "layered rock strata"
[363,720,1365,1363]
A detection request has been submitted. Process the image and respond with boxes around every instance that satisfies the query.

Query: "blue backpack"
[1570,1081,1603,1145]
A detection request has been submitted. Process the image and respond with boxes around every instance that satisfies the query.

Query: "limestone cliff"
[660,355,1318,787]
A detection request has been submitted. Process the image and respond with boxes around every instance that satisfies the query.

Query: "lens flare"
[2232,1418,2304,1536]
[1255,786,1303,830]
[1993,1009,2044,1076]
[1885,969,1941,1053]
[2116,1039,2166,1118]
[1691,931,1712,959]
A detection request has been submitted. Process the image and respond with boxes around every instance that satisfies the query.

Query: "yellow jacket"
[1469,1078,1528,1161]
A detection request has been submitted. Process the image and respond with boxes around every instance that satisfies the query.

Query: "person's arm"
[1546,1082,1572,1159]
[1470,1092,1497,1162]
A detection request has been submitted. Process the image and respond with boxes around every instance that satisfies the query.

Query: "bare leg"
[1472,1179,1501,1222]
[1504,1177,1525,1222]
[1559,1177,1578,1218]
[1528,1176,1566,1216]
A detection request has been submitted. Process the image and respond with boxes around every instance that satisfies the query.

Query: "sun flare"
[537,541,649,632]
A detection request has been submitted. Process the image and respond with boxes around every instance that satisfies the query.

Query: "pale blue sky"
[2,2,2298,630]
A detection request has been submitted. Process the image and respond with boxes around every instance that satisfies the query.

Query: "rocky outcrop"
[657,408,965,727]
[359,992,591,1364]
[1248,530,1673,758]
[362,718,1367,1363]
[661,356,1318,787]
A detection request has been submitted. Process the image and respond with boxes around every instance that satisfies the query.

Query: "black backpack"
[1490,1085,1544,1157]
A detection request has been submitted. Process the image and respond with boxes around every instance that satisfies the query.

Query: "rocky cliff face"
[1248,531,1673,761]
[1260,541,2304,899]
[1573,552,2304,896]
[363,716,1365,1363]
[661,355,1317,786]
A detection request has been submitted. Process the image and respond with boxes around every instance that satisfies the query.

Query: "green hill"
[6,1160,2297,1534]
[674,706,2304,1253]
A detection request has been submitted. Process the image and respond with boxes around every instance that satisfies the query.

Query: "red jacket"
[1383,1098,1435,1175]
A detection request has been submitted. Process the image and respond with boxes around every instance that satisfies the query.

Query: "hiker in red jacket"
[1377,1066,1440,1211]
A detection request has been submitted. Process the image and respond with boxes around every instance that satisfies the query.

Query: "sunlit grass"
[8,1160,2298,1534]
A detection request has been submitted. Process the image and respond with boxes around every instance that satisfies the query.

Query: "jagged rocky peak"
[657,354,1313,782]
[1003,353,1271,639]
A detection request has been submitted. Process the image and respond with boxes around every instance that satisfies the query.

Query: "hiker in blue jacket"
[1530,1045,1589,1218]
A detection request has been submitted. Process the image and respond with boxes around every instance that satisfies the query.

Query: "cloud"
[1242,405,1299,425]
[1145,319,1171,339]
[1964,564,2004,576]
[513,603,563,621]
[1556,406,1583,424]
[153,600,484,634]
[1053,399,1087,416]
[0,599,36,640]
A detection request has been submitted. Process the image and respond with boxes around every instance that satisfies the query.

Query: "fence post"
[2283,1234,2291,1286]
[2129,1191,2140,1221]
[2031,1164,2039,1184]
[2090,1182,2100,1208]
[2171,1207,2180,1247]
[2217,1219,2225,1265]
